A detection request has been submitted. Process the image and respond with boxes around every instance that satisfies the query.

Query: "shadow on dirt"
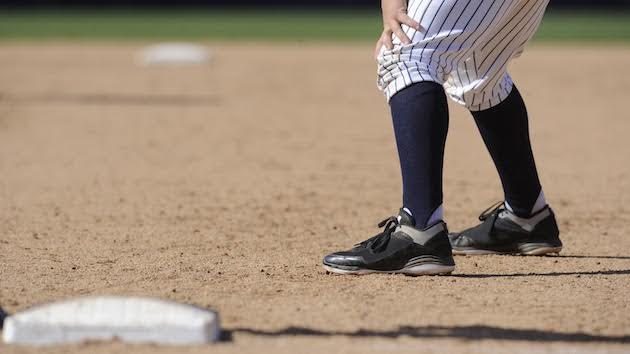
[551,255,630,260]
[451,269,630,278]
[222,325,630,343]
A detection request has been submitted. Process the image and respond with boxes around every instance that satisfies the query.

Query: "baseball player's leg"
[323,82,455,276]
[447,0,562,255]
[449,82,562,255]
[473,84,543,217]
[390,82,449,228]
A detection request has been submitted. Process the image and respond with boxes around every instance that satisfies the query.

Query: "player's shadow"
[450,268,630,278]
[221,325,630,343]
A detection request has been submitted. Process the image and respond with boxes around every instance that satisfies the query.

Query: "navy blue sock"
[389,82,449,228]
[471,86,542,217]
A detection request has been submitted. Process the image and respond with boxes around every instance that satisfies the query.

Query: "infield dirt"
[1,43,629,353]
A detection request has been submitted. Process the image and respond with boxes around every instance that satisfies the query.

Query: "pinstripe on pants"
[377,0,549,111]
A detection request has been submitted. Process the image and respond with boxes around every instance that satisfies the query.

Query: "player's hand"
[375,0,422,58]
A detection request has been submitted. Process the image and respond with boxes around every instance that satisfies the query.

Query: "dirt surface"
[1,43,629,353]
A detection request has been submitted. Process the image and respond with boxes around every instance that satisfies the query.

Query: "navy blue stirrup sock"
[471,86,542,217]
[389,82,449,228]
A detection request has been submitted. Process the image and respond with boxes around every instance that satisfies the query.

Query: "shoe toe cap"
[323,252,365,267]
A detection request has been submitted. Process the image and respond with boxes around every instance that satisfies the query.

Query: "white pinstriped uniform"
[377,0,549,111]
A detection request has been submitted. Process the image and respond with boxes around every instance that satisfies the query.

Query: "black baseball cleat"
[449,202,563,256]
[322,209,455,276]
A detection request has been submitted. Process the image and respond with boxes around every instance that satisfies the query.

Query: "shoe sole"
[322,263,455,276]
[452,243,562,256]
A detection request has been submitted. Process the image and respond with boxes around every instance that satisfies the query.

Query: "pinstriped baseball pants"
[377,0,549,111]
